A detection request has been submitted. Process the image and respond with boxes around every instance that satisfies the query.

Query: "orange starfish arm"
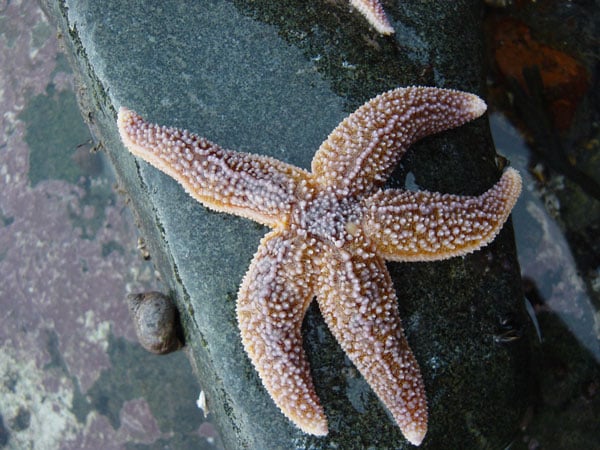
[311,87,487,197]
[117,107,311,228]
[316,243,428,446]
[349,0,394,35]
[236,230,327,435]
[361,168,522,261]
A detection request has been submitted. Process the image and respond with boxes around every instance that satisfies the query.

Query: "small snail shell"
[127,291,183,354]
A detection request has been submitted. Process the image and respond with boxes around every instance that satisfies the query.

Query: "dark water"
[486,2,599,448]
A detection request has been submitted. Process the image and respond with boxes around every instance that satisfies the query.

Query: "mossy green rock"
[41,1,531,448]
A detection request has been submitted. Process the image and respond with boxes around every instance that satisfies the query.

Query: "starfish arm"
[236,230,327,436]
[316,243,428,446]
[349,0,394,35]
[117,107,311,228]
[361,168,522,261]
[311,87,487,197]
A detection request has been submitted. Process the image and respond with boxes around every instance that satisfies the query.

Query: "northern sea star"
[117,86,521,445]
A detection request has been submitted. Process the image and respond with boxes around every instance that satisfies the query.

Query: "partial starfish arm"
[316,242,427,446]
[311,87,487,197]
[349,0,394,35]
[236,230,328,436]
[361,168,522,261]
[117,107,311,228]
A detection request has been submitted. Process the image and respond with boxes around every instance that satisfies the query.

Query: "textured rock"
[41,1,531,448]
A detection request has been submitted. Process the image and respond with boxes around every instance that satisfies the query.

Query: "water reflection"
[491,113,599,362]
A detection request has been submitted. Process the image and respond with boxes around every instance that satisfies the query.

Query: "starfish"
[348,0,394,35]
[117,86,521,446]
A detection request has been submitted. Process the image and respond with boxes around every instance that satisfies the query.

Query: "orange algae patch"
[491,18,589,131]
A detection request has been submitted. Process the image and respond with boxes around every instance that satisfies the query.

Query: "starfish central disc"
[294,190,364,247]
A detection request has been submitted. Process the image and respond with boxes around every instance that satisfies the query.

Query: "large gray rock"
[41,1,531,448]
